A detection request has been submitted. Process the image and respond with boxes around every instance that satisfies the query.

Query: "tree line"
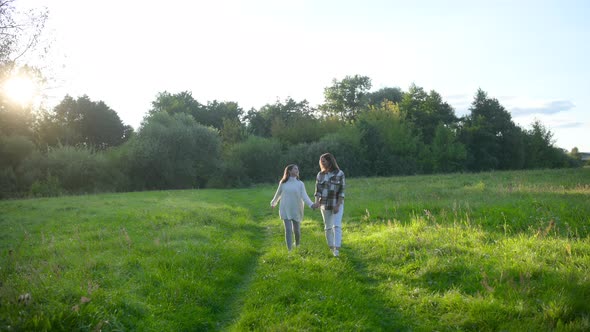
[1,75,586,199]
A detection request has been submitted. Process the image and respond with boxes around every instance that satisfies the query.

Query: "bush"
[357,105,422,176]
[20,145,125,195]
[0,167,17,199]
[280,143,320,181]
[206,159,252,188]
[317,126,365,177]
[29,174,63,197]
[50,146,121,193]
[224,136,282,184]
[430,124,467,173]
[0,135,36,169]
[125,112,221,190]
[279,126,364,181]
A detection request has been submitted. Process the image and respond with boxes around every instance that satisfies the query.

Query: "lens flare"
[3,76,37,107]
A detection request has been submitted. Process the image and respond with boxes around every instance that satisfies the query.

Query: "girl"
[270,164,315,251]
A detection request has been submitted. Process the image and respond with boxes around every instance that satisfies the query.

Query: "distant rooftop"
[580,152,590,161]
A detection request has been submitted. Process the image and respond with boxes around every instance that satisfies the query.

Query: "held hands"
[309,202,340,212]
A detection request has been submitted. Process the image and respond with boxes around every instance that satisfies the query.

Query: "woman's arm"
[314,172,322,206]
[338,172,345,201]
[333,172,345,213]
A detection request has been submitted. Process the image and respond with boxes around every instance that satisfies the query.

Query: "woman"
[314,153,346,257]
[270,164,315,252]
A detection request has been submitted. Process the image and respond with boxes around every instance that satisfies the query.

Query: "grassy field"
[1,168,589,331]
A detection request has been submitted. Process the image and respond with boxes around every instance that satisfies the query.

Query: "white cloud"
[510,100,576,116]
[554,122,583,129]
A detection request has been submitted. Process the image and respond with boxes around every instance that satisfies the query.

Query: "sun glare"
[2,75,38,107]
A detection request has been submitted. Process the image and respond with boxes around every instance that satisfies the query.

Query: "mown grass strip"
[227,215,404,331]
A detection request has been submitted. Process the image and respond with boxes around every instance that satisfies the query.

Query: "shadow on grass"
[343,241,415,331]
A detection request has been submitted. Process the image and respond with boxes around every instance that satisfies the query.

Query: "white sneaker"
[333,249,339,257]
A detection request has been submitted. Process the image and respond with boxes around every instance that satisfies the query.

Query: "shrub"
[0,167,17,199]
[125,112,221,190]
[224,136,282,184]
[280,126,364,180]
[0,135,36,169]
[430,124,467,173]
[317,126,365,177]
[20,145,125,195]
[357,104,422,176]
[29,174,63,197]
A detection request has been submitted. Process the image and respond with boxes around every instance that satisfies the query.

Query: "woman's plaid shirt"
[314,170,345,210]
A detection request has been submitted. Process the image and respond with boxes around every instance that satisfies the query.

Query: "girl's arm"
[270,183,282,207]
[300,182,314,208]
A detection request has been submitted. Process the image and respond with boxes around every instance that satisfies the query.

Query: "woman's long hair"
[280,164,299,183]
[319,153,340,173]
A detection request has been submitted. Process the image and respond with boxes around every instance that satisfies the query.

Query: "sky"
[20,0,590,151]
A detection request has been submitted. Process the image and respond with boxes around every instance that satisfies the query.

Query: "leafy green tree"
[468,89,513,132]
[126,112,221,189]
[280,125,364,180]
[0,97,35,137]
[199,100,243,130]
[149,91,203,118]
[357,101,422,175]
[1,1,48,139]
[0,134,35,197]
[498,125,525,170]
[0,134,35,169]
[77,97,129,149]
[570,147,581,160]
[523,120,560,168]
[422,91,457,142]
[430,124,466,173]
[0,167,17,198]
[20,145,125,194]
[245,98,320,144]
[37,95,128,149]
[244,107,270,137]
[461,120,498,171]
[321,75,372,122]
[223,136,282,184]
[399,84,458,144]
[220,117,244,147]
[271,115,323,145]
[41,95,80,145]
[366,87,403,106]
[460,89,520,171]
[149,91,244,131]
[316,126,365,177]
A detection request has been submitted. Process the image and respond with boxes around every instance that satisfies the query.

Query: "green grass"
[1,168,589,331]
